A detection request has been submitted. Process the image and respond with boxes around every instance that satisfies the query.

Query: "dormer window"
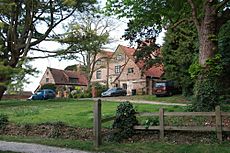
[46,78,49,83]
[69,77,78,83]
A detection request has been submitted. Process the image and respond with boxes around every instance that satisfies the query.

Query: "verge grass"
[0,135,230,153]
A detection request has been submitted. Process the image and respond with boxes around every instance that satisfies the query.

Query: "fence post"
[215,106,222,142]
[159,108,164,139]
[94,99,102,147]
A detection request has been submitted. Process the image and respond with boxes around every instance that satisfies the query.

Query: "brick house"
[91,45,164,95]
[91,50,113,87]
[39,67,88,97]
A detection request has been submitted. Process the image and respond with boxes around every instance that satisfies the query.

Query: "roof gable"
[48,67,88,86]
[117,44,164,78]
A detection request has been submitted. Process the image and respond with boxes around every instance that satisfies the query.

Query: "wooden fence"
[93,99,230,147]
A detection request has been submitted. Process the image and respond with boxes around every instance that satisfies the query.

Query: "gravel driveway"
[0,141,91,153]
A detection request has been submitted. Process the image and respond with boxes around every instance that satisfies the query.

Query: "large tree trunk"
[191,1,221,111]
[198,3,218,65]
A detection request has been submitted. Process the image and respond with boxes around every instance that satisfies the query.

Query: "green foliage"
[69,89,92,99]
[94,82,106,97]
[162,24,198,96]
[134,39,162,70]
[191,55,224,111]
[57,11,112,87]
[189,59,202,79]
[218,21,230,102]
[0,0,96,99]
[40,84,57,92]
[105,0,191,42]
[191,78,220,112]
[110,101,138,142]
[143,117,159,129]
[189,21,230,111]
[64,64,87,72]
[0,114,8,129]
[105,0,230,112]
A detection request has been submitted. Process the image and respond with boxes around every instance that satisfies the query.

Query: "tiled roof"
[48,67,88,86]
[119,45,164,78]
[101,50,114,58]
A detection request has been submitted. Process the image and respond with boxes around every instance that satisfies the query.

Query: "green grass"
[0,99,230,152]
[0,135,230,153]
[0,99,186,128]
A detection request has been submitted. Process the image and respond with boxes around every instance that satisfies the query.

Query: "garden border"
[93,99,230,147]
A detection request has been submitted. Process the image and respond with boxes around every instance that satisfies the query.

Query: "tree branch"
[30,4,76,47]
[112,58,130,84]
[27,54,59,60]
[169,18,193,29]
[30,47,60,54]
[187,0,201,31]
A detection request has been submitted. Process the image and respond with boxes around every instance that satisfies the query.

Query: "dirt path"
[82,97,189,106]
[0,141,91,153]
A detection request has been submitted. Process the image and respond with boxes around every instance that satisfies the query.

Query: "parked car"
[101,87,127,97]
[153,80,181,97]
[28,89,56,100]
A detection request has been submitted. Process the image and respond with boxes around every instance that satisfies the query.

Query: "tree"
[0,0,96,100]
[105,0,230,111]
[57,12,114,89]
[218,21,230,103]
[162,22,198,96]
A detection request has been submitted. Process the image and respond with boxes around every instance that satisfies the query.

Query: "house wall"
[91,53,110,86]
[39,68,55,86]
[108,46,146,95]
[91,45,156,95]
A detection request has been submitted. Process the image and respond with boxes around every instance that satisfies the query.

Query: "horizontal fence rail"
[94,99,230,147]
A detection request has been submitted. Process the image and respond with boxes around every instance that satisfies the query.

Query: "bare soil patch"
[1,123,230,144]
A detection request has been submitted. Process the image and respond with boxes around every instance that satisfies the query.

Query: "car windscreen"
[36,91,43,95]
[155,82,166,88]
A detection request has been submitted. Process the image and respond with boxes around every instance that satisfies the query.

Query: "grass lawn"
[0,135,230,153]
[0,98,229,153]
[0,99,186,127]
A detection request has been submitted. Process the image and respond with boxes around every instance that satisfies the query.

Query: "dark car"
[28,89,56,100]
[101,87,127,97]
[153,80,181,97]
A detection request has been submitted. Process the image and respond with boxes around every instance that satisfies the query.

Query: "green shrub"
[109,101,138,142]
[0,114,9,129]
[143,117,159,129]
[189,54,223,111]
[70,88,92,99]
[94,82,107,97]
